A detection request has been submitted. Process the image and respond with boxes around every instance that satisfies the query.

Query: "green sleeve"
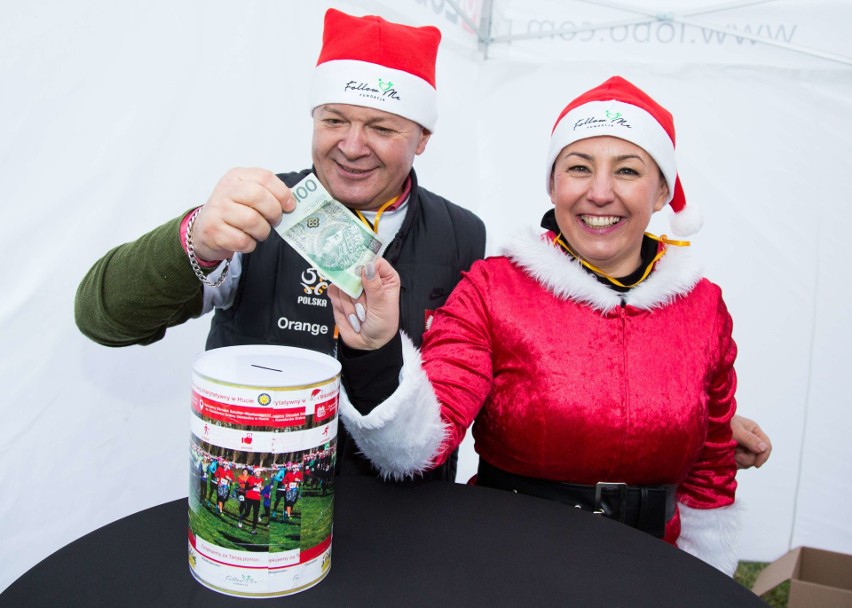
[74,212,207,347]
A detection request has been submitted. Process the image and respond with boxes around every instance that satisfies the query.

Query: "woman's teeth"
[581,215,621,228]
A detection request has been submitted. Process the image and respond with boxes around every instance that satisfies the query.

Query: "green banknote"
[275,173,383,298]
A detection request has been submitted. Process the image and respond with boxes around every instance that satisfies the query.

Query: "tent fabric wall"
[2,0,850,593]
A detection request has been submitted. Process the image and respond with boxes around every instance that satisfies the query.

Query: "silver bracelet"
[185,207,230,288]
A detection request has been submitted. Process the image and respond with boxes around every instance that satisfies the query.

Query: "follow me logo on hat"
[343,77,402,102]
[572,110,633,131]
[311,8,441,132]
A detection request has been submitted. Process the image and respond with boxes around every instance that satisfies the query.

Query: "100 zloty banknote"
[275,173,383,298]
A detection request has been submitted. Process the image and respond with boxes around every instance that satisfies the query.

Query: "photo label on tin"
[188,367,339,598]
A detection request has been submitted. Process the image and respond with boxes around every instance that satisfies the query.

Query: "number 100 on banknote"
[275,173,383,298]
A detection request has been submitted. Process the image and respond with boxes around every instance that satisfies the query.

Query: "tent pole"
[479,0,494,58]
[443,0,488,44]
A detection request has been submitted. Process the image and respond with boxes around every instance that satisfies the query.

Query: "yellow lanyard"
[337,195,401,342]
[552,232,690,289]
[356,195,400,234]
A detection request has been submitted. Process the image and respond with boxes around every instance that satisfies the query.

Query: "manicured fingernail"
[348,313,361,333]
[365,262,376,280]
[355,303,366,322]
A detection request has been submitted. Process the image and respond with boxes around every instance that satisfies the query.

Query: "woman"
[329,76,740,575]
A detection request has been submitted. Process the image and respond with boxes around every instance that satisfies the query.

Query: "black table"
[1,476,766,607]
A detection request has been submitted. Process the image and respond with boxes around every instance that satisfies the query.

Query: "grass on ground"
[734,561,789,607]
[188,486,334,554]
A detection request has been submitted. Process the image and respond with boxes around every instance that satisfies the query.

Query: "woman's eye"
[567,165,590,173]
[617,167,640,176]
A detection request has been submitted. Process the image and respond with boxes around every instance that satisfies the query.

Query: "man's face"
[312,104,431,211]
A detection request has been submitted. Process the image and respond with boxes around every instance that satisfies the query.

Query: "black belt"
[476,460,677,539]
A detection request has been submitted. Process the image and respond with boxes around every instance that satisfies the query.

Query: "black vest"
[207,168,486,482]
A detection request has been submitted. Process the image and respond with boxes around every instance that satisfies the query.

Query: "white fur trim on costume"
[311,60,438,131]
[545,100,676,202]
[502,229,703,313]
[676,501,743,576]
[624,238,703,310]
[338,332,447,480]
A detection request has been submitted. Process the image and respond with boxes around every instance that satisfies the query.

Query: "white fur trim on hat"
[670,200,703,236]
[311,60,438,131]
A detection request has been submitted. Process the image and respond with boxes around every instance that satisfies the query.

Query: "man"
[733,416,771,469]
[75,9,769,479]
[75,9,484,482]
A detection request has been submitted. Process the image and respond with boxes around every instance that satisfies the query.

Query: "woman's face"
[549,136,669,277]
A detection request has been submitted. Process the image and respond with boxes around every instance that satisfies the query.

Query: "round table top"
[1,476,766,607]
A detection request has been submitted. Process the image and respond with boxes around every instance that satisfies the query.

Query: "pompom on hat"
[545,76,702,236]
[311,9,441,132]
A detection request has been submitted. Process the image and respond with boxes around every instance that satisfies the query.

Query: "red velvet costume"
[341,229,740,574]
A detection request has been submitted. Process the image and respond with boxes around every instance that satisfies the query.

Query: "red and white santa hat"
[545,76,701,236]
[311,9,441,132]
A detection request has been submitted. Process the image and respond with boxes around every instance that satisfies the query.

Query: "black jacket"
[207,168,486,481]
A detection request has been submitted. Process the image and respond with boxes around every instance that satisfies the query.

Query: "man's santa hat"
[311,9,441,132]
[545,76,702,236]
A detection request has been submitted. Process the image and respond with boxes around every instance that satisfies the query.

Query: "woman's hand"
[328,258,401,351]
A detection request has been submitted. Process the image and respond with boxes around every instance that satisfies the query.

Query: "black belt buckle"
[594,482,628,522]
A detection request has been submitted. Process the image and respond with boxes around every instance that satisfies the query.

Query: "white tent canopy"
[3,0,851,592]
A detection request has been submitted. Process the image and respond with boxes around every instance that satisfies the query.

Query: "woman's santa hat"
[311,9,441,132]
[545,76,702,236]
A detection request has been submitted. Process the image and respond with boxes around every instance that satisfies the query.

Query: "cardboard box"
[751,546,852,607]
